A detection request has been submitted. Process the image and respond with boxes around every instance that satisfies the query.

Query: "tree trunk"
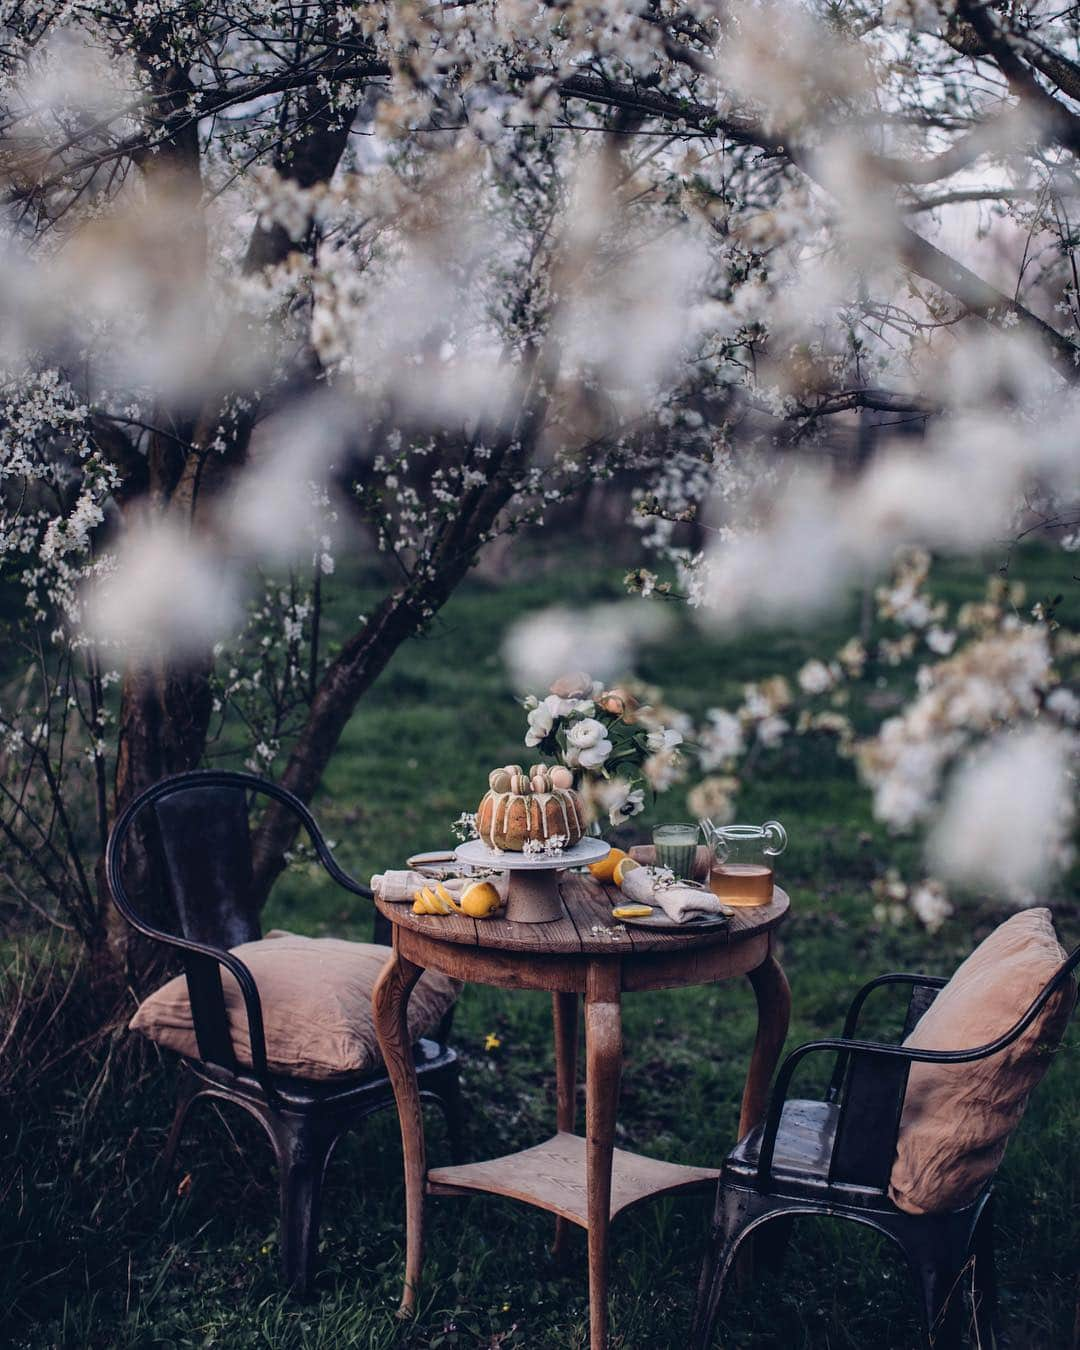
[91,68,359,995]
[95,656,213,994]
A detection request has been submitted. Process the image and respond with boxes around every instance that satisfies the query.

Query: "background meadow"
[2,540,1076,1349]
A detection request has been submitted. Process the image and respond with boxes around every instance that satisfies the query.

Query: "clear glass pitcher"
[700,820,787,907]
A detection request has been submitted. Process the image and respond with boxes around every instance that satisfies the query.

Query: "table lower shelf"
[427,1131,720,1227]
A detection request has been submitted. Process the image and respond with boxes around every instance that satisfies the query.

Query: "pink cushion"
[889,908,1074,1215]
[130,930,461,1081]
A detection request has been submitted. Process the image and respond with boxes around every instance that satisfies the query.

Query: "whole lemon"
[459,880,503,918]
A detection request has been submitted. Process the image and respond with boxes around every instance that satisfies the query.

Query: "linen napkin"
[372,869,509,904]
[619,865,730,924]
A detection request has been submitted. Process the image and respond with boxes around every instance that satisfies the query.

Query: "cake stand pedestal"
[454,837,611,924]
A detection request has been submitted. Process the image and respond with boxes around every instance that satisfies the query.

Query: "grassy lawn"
[2,543,1076,1348]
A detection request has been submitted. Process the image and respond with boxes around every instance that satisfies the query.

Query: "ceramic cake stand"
[454,837,611,924]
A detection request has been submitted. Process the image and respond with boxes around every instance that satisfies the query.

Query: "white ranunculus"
[578,736,613,769]
[525,702,555,746]
[566,717,607,750]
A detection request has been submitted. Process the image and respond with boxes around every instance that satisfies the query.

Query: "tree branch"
[954,1,1080,157]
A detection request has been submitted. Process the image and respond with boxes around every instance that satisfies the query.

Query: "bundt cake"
[476,763,586,851]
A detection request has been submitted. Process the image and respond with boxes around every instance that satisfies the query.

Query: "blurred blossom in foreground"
[696,396,1079,627]
[83,524,239,657]
[225,398,349,563]
[927,727,1077,901]
[503,603,673,692]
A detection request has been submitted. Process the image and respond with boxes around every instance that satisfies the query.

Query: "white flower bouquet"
[521,671,690,827]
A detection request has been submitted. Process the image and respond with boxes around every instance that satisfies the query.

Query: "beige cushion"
[130,930,462,1081]
[889,908,1074,1215]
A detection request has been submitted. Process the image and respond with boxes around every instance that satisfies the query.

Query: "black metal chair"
[690,944,1079,1349]
[106,768,463,1295]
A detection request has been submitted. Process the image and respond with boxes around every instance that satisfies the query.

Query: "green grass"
[1,542,1077,1348]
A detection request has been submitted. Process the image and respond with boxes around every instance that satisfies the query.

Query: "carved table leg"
[738,947,791,1140]
[373,937,426,1316]
[552,991,580,1263]
[585,964,622,1350]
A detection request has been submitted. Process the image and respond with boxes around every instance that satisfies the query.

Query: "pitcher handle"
[700,818,728,864]
[762,820,787,856]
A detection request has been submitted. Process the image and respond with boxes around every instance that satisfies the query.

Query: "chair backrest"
[831,935,1079,1195]
[108,771,288,1075]
[147,781,262,949]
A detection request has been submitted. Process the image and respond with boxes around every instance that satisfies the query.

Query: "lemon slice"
[613,856,641,887]
[435,882,461,912]
[612,903,653,919]
[412,887,436,914]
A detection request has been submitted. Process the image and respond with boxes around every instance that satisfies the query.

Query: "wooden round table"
[373,866,791,1350]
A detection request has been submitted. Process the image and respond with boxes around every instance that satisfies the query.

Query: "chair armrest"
[825,972,949,1101]
[126,918,280,1107]
[280,799,373,900]
[107,841,280,1106]
[757,1016,1045,1187]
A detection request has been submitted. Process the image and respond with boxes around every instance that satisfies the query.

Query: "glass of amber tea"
[701,820,787,907]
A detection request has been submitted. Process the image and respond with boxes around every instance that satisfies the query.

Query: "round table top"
[375,871,789,957]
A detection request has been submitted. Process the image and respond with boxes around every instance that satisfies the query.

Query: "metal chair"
[690,944,1079,1349]
[106,768,463,1295]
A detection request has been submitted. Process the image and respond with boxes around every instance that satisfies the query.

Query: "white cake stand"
[454,837,611,924]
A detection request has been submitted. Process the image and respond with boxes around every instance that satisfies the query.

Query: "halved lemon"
[613,856,641,887]
[588,846,627,883]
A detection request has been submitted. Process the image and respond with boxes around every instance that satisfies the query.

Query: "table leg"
[738,948,791,1140]
[551,991,579,1263]
[585,964,622,1350]
[373,938,426,1316]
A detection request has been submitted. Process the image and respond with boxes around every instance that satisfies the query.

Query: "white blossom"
[927,727,1077,900]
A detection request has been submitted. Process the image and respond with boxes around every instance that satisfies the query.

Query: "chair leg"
[690,1187,778,1350]
[907,1230,968,1350]
[754,1213,794,1274]
[161,1067,201,1177]
[272,1113,336,1297]
[972,1198,999,1349]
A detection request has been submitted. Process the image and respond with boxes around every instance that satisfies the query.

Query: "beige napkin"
[619,866,729,924]
[372,869,509,904]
